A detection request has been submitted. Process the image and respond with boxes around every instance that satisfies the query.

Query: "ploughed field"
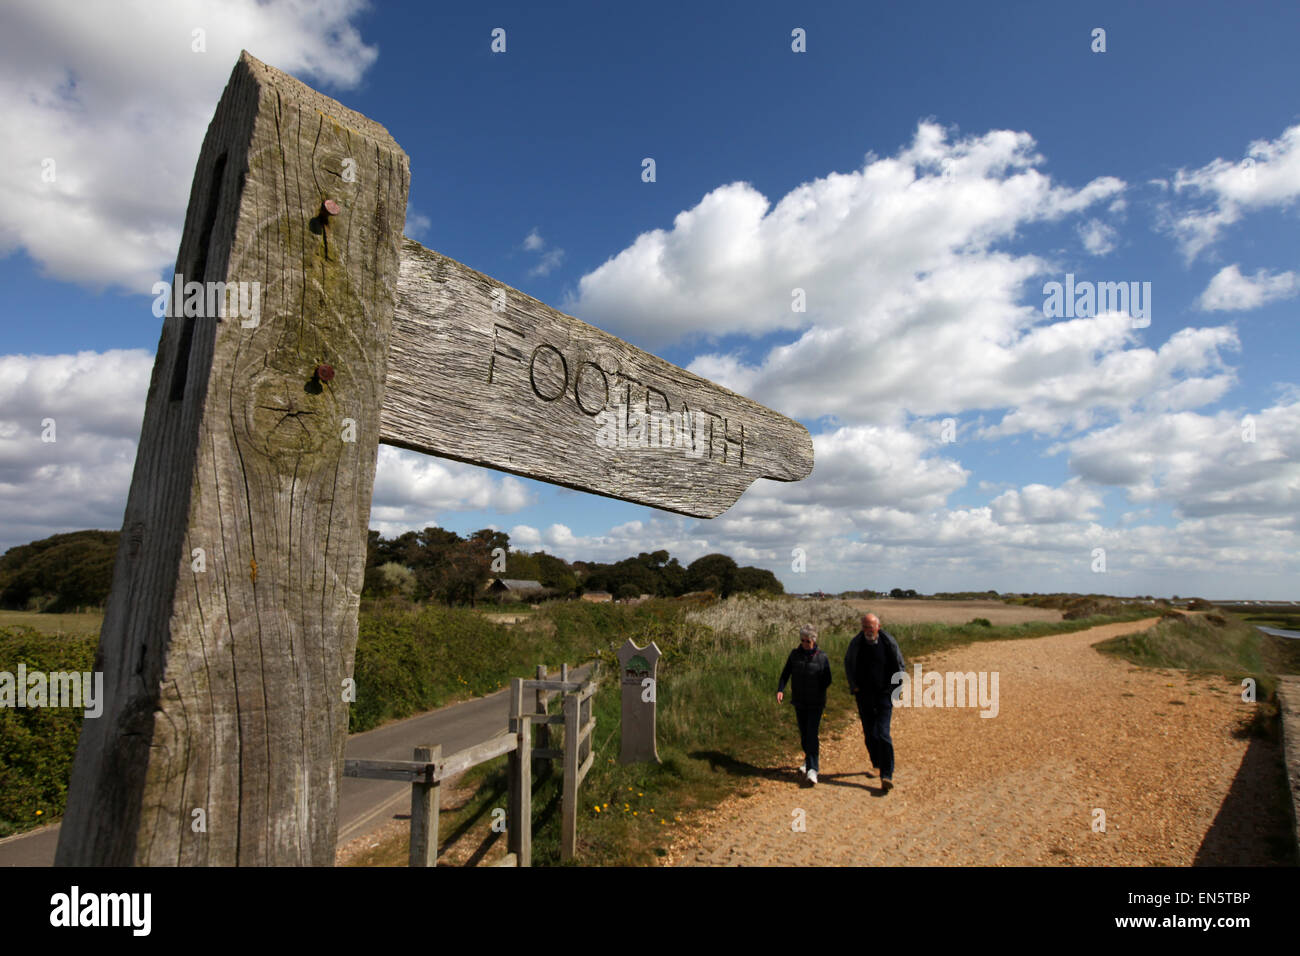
[843,598,1063,626]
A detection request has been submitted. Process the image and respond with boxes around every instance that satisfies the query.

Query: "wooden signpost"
[55,51,813,866]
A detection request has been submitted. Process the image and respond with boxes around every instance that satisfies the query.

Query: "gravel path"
[662,618,1287,866]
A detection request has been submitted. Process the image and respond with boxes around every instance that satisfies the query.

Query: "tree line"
[0,528,785,611]
[364,529,783,603]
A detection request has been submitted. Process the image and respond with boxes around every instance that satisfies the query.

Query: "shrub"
[0,626,98,836]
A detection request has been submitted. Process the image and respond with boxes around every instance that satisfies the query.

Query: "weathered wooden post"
[56,51,408,866]
[56,50,813,867]
[535,663,551,775]
[561,691,580,861]
[559,679,598,862]
[579,690,592,767]
[409,745,441,868]
[507,678,532,866]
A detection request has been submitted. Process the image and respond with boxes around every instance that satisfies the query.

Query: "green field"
[0,609,103,636]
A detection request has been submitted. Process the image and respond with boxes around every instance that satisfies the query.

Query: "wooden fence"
[343,664,598,866]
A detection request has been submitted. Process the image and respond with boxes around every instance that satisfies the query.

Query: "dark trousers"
[855,692,895,778]
[794,704,824,772]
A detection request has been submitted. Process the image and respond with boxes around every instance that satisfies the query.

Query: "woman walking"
[776,624,832,784]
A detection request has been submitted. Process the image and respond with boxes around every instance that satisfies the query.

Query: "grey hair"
[799,624,818,641]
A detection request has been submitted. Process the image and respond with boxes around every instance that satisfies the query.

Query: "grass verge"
[1094,611,1300,703]
[1093,610,1300,865]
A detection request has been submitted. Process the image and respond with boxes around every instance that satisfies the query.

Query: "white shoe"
[798,763,807,775]
[807,770,818,785]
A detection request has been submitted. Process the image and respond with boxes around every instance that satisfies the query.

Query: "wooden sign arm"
[379,239,815,518]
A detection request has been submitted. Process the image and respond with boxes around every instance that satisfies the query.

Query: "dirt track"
[662,617,1289,866]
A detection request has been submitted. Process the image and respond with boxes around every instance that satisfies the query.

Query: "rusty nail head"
[315,364,335,383]
[322,199,342,216]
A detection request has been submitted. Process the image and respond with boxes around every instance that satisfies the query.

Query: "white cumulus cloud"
[1168,124,1300,261]
[1061,401,1300,520]
[1197,264,1300,311]
[0,0,379,291]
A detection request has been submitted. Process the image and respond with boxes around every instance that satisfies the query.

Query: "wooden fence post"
[561,691,579,862]
[409,745,441,868]
[579,691,591,766]
[535,664,551,775]
[508,678,531,866]
[54,51,409,865]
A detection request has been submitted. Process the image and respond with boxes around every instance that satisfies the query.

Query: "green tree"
[534,552,578,594]
[0,530,120,612]
[659,557,687,596]
[373,562,417,599]
[685,553,739,597]
[423,537,492,606]
[734,566,784,595]
[506,551,542,582]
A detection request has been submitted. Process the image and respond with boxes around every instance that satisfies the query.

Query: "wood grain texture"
[535,663,552,776]
[56,51,409,865]
[530,714,567,726]
[438,731,516,780]
[342,765,430,783]
[380,240,814,518]
[561,692,579,861]
[523,679,585,693]
[409,745,440,867]
[508,677,532,866]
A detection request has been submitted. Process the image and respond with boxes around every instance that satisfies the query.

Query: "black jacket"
[777,645,832,707]
[844,630,906,696]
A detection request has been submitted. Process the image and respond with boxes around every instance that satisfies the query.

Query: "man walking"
[844,613,905,791]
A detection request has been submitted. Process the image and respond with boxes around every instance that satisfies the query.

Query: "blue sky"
[1,0,1298,598]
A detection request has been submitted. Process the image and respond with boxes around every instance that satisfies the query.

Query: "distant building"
[485,578,544,596]
[580,591,612,603]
